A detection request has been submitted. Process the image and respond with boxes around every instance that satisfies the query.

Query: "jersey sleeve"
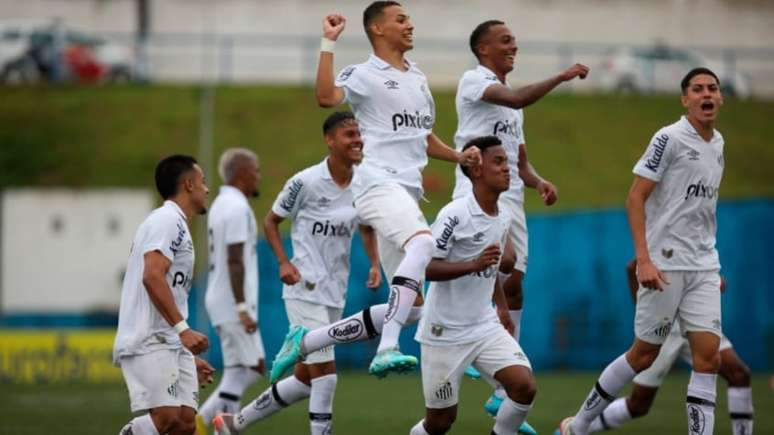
[516,110,526,145]
[431,204,462,259]
[632,129,675,182]
[335,64,366,104]
[139,214,178,262]
[222,206,250,245]
[458,71,499,104]
[271,173,307,220]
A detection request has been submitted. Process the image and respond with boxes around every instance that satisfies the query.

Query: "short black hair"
[469,20,505,60]
[155,154,198,199]
[323,111,356,135]
[363,1,401,40]
[460,136,502,179]
[681,67,720,94]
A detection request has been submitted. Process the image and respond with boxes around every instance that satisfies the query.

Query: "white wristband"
[236,302,248,313]
[320,37,336,53]
[173,320,189,334]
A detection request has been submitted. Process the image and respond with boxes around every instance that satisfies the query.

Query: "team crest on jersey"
[384,79,399,90]
[687,149,701,161]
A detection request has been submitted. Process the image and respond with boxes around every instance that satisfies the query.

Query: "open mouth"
[700,101,715,113]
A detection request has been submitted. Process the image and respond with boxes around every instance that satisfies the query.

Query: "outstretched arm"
[517,143,557,206]
[482,63,589,109]
[316,14,347,107]
[426,132,481,166]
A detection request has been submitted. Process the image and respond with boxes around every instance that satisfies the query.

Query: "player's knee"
[627,396,653,418]
[627,345,660,372]
[506,377,537,404]
[426,412,456,434]
[151,408,180,433]
[722,360,751,386]
[693,351,721,373]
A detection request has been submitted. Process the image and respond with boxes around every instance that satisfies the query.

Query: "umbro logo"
[473,232,485,242]
[384,80,399,90]
[317,196,331,208]
[687,149,700,160]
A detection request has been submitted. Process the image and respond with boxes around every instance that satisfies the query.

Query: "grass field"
[2,372,771,434]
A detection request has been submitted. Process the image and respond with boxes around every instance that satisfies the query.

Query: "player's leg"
[563,272,682,435]
[198,323,264,429]
[718,344,754,435]
[304,306,343,435]
[682,271,723,435]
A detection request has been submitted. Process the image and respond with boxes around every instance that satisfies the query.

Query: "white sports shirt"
[416,194,510,346]
[335,54,435,198]
[453,65,526,201]
[113,200,195,362]
[204,185,259,326]
[271,159,359,309]
[633,116,724,271]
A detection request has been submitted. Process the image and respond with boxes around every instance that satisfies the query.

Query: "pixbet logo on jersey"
[311,220,353,237]
[684,181,719,201]
[392,110,433,131]
[493,119,517,137]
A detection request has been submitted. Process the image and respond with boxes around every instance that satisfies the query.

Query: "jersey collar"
[678,115,718,142]
[465,193,486,217]
[164,200,187,220]
[476,64,502,83]
[368,53,416,71]
[320,157,333,181]
[220,184,245,198]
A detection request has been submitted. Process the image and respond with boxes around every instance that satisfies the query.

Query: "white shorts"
[499,194,528,273]
[420,327,531,409]
[355,183,430,282]
[634,270,722,345]
[120,348,198,412]
[635,327,733,387]
[216,322,265,368]
[285,299,344,365]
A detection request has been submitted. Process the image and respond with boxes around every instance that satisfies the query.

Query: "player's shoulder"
[337,60,370,82]
[289,162,324,187]
[436,196,472,226]
[460,66,498,85]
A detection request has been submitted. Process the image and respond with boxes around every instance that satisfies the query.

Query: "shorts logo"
[254,391,272,410]
[644,134,669,172]
[653,320,672,338]
[514,351,526,361]
[435,216,460,251]
[435,381,453,401]
[688,404,706,434]
[431,324,443,337]
[384,286,400,322]
[167,380,179,398]
[584,390,601,410]
[317,196,331,208]
[662,248,674,259]
[328,319,364,342]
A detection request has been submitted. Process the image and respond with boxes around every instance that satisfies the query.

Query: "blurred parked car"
[599,45,751,98]
[0,19,136,84]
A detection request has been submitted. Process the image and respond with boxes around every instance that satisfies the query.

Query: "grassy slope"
[1,372,771,434]
[1,85,772,220]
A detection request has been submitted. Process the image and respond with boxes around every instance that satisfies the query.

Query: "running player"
[410,135,535,435]
[115,155,214,435]
[312,1,482,377]
[454,19,589,420]
[196,149,265,433]
[558,67,727,435]
[583,261,754,434]
[213,112,382,435]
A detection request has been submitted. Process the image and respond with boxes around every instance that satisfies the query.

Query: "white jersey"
[453,65,526,201]
[416,194,509,346]
[113,201,195,362]
[633,116,724,271]
[204,185,259,326]
[271,159,359,309]
[335,54,435,198]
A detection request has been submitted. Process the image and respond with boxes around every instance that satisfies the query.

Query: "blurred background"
[0,0,772,433]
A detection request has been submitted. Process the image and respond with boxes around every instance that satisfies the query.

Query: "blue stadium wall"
[198,198,773,372]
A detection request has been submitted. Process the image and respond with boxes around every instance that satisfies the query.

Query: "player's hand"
[323,14,346,41]
[255,358,266,376]
[180,328,209,355]
[497,308,515,335]
[636,259,669,291]
[279,261,301,285]
[473,244,501,272]
[719,275,726,293]
[239,311,258,334]
[560,63,589,81]
[458,146,482,167]
[536,179,558,206]
[366,264,382,291]
[195,357,215,388]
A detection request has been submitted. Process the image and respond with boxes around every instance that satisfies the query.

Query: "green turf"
[1,86,772,220]
[1,371,771,434]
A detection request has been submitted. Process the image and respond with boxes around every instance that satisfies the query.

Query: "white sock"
[728,386,753,435]
[121,414,159,435]
[309,374,337,435]
[686,371,717,435]
[494,387,507,399]
[409,419,431,435]
[377,234,433,353]
[509,309,523,342]
[493,397,531,434]
[588,398,632,432]
[199,366,260,424]
[234,375,310,430]
[571,354,636,434]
